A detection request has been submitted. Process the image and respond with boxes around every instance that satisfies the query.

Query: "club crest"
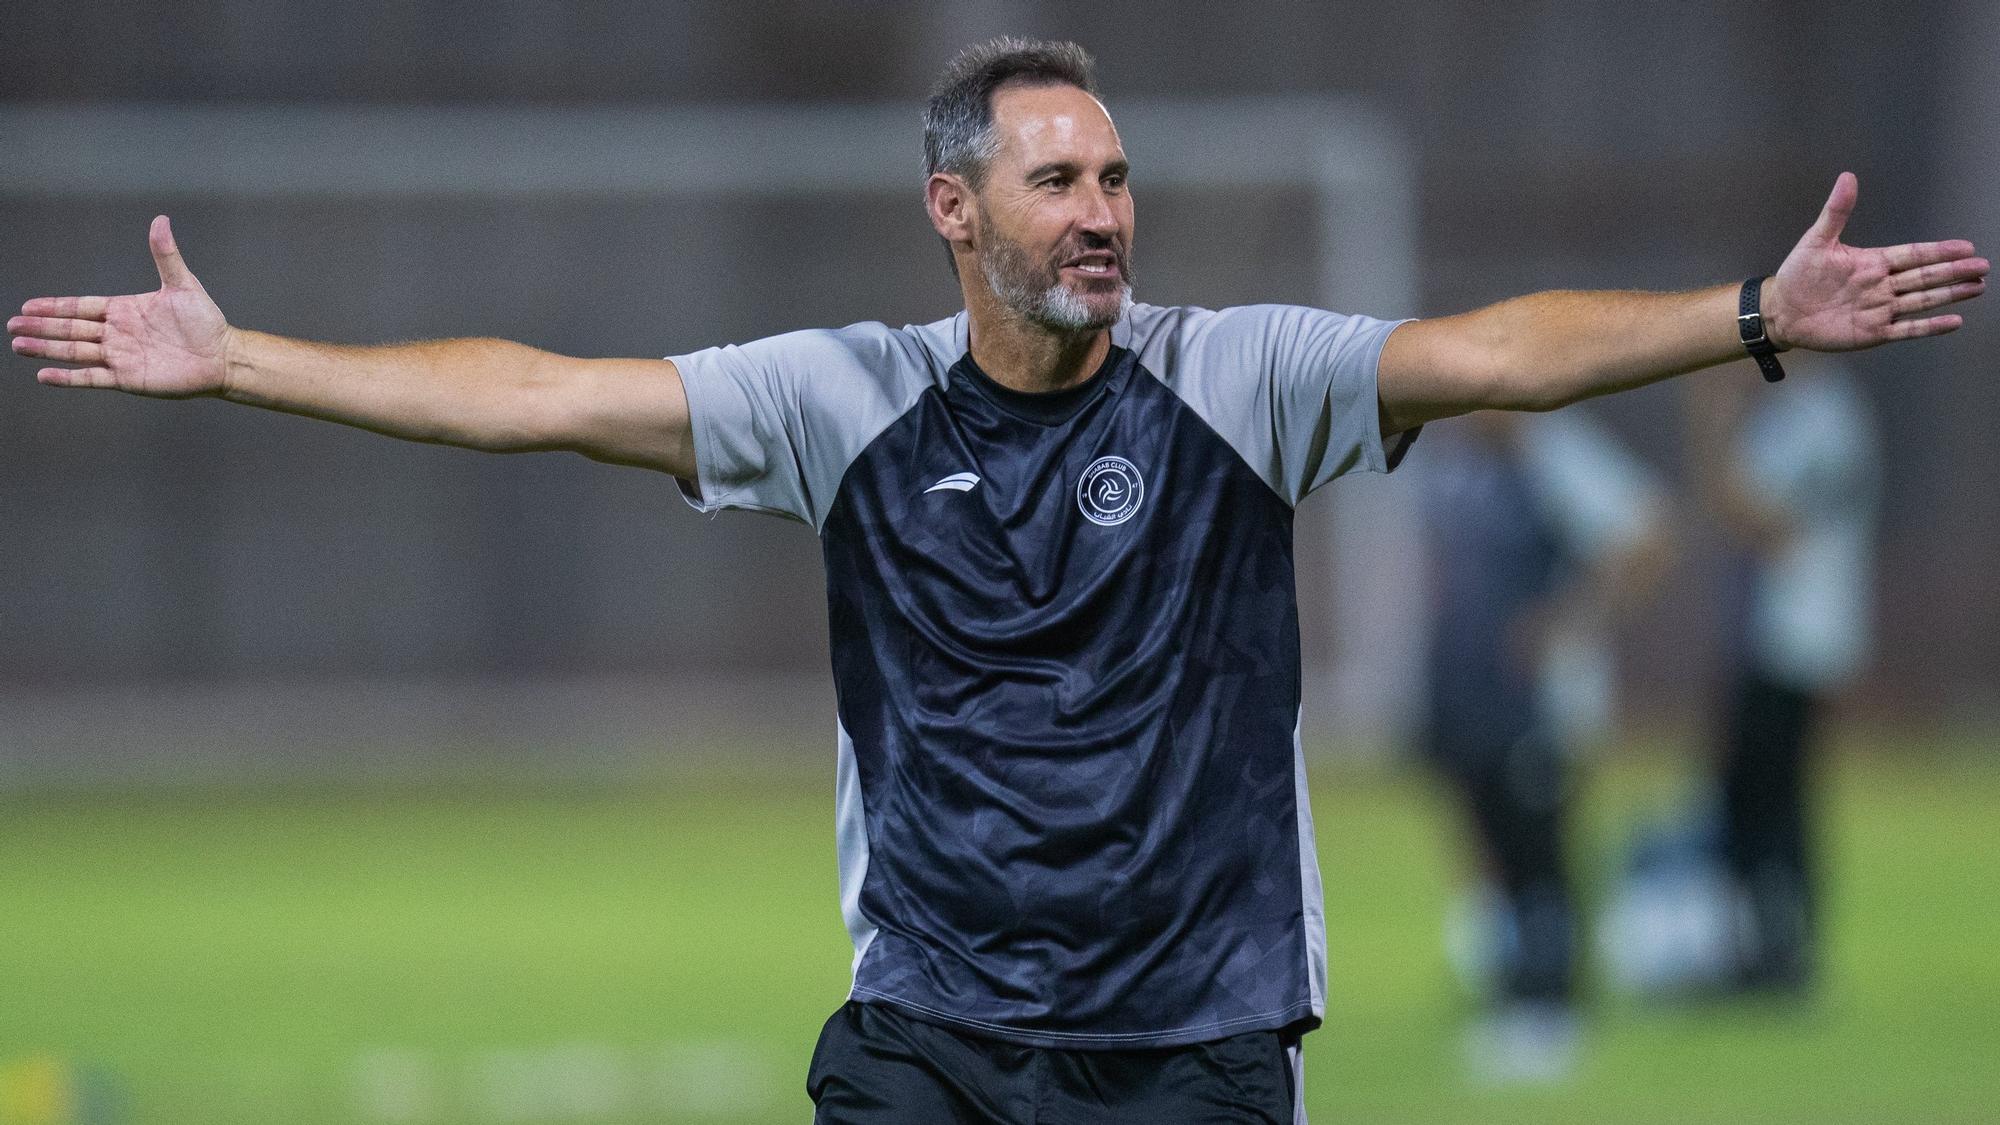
[1076,455,1145,526]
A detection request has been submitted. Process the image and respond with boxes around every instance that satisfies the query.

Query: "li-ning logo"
[923,472,981,494]
[1076,456,1144,526]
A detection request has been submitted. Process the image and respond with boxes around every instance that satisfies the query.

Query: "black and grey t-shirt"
[672,302,1414,1049]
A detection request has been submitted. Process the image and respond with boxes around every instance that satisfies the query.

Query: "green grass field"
[3,737,1996,1124]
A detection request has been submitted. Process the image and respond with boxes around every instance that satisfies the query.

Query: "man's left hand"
[1766,172,1987,350]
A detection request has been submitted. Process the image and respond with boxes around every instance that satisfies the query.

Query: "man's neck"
[965,300,1111,394]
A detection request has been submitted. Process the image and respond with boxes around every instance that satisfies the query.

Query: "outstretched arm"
[9,216,698,476]
[1376,173,1987,435]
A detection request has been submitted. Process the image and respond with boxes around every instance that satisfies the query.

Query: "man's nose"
[1076,187,1119,237]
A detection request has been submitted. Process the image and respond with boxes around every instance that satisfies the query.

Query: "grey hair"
[923,37,1099,189]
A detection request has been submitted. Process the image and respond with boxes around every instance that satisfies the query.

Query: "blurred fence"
[2,98,1432,781]
[4,1,1997,785]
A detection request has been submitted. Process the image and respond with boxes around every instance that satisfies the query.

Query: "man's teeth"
[1073,262,1111,273]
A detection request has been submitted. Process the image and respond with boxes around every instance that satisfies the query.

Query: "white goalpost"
[0,98,1424,775]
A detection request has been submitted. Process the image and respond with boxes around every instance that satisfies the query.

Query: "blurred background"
[2,2,1995,1123]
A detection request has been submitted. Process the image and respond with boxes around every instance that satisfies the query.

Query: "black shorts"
[807,1001,1302,1124]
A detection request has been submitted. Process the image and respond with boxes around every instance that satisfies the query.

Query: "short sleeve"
[1122,304,1416,506]
[669,322,941,528]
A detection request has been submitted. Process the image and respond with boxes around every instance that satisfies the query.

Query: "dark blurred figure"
[1421,409,1673,1081]
[1598,360,1879,1001]
[1688,359,1881,994]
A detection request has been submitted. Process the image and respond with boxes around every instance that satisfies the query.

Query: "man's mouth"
[1059,252,1121,280]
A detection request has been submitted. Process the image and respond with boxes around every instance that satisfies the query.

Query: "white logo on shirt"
[924,472,981,494]
[1077,456,1145,526]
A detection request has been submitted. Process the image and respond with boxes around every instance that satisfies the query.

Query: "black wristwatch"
[1738,276,1787,383]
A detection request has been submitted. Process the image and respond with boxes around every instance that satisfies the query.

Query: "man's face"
[971,82,1135,332]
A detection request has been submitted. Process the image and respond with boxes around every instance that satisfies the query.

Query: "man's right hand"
[10,215,231,398]
[12,214,698,479]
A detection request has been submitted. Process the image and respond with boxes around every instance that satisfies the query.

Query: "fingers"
[1885,313,1964,341]
[1894,277,1987,317]
[1885,241,1982,275]
[1807,171,1859,244]
[12,334,104,365]
[150,214,196,289]
[1886,248,1989,320]
[36,366,116,389]
[20,296,111,320]
[7,314,105,343]
[1888,249,1984,290]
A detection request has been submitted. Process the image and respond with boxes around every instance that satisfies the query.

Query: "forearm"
[14,217,687,466]
[1464,284,1741,410]
[1380,168,1989,429]
[1379,283,1747,432]
[220,330,573,453]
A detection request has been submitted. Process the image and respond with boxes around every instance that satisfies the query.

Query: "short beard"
[977,219,1133,333]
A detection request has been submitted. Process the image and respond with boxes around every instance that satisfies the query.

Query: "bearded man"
[9,36,1984,1125]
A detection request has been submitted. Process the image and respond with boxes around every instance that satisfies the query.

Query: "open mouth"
[1059,252,1121,280]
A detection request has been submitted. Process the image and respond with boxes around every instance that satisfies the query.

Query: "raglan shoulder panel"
[670,313,965,529]
[1118,302,1416,506]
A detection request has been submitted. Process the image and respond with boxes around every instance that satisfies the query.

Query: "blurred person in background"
[1601,359,1879,1001]
[1693,360,1880,995]
[1421,409,1672,1081]
[7,34,1978,1125]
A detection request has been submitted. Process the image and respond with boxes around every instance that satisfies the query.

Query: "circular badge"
[1076,456,1145,526]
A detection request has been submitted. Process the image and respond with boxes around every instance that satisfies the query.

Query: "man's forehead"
[989,83,1123,166]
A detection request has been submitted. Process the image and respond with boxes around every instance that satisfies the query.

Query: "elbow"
[481,400,575,454]
[429,394,569,455]
[1485,363,1575,414]
[1517,392,1573,414]
[480,346,581,454]
[1449,323,1578,413]
[476,426,568,456]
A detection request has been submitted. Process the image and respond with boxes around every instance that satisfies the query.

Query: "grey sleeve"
[1125,304,1415,506]
[670,322,938,528]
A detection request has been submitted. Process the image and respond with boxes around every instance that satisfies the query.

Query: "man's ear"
[926,172,976,247]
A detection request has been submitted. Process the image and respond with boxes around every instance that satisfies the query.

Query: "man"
[1598,361,1879,1006]
[8,36,1984,1125]
[1421,408,1672,1081]
[1695,358,1879,994]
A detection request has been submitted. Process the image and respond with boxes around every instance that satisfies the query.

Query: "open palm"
[9,216,231,398]
[1769,173,1987,351]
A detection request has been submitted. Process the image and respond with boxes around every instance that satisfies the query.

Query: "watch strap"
[1738,276,1787,383]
